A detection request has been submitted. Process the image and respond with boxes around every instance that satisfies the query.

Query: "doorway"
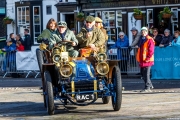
[60,13,75,30]
[65,14,74,30]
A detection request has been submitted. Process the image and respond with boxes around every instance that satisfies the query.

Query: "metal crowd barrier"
[0,51,6,76]
[1,48,140,78]
[107,47,140,74]
[0,51,40,78]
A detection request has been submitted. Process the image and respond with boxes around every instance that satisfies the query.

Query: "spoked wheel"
[44,71,55,115]
[111,66,122,111]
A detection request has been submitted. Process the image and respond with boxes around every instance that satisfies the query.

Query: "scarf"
[85,26,94,32]
[60,30,67,40]
[139,36,147,47]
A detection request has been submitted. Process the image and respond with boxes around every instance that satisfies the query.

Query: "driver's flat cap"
[58,21,67,27]
[86,16,95,22]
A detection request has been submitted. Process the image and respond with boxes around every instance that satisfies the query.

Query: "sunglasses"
[86,21,92,24]
[58,26,65,28]
[119,35,124,37]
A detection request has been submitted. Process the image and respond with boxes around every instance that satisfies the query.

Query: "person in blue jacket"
[110,31,129,75]
[111,32,129,49]
[171,30,180,46]
[1,39,16,72]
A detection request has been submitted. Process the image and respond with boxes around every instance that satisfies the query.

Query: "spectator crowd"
[0,29,31,77]
[1,15,180,80]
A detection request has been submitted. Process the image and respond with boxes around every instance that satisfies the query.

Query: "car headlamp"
[96,62,109,75]
[60,64,73,77]
[96,53,107,62]
[53,54,61,63]
[52,47,61,54]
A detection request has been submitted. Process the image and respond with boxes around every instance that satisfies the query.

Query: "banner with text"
[16,51,39,71]
[151,46,180,79]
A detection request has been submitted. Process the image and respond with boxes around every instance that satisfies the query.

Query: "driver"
[55,21,79,57]
[76,16,105,50]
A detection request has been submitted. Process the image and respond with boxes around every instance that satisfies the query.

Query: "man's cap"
[130,27,138,31]
[95,17,103,23]
[141,27,148,31]
[58,21,67,27]
[6,38,12,42]
[86,16,95,22]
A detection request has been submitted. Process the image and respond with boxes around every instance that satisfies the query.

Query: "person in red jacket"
[16,41,24,51]
[136,27,155,92]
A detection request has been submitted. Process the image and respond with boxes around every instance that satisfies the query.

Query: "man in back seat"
[76,16,105,51]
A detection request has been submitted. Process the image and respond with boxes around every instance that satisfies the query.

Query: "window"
[116,10,122,39]
[102,11,116,43]
[33,6,41,44]
[46,5,52,15]
[17,6,30,37]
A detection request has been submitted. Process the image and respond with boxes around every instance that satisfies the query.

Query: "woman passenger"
[37,18,58,49]
[172,30,180,46]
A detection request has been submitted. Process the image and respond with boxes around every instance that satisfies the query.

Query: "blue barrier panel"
[151,46,180,79]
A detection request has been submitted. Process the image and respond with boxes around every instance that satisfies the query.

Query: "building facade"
[6,0,77,46]
[79,0,180,43]
[5,0,180,47]
[0,0,6,38]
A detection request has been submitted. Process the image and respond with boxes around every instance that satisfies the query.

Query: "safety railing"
[107,47,140,74]
[1,48,140,78]
[0,51,40,78]
[0,51,6,76]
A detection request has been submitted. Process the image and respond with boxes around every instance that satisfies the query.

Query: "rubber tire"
[111,66,122,111]
[36,49,44,73]
[36,49,46,107]
[43,77,47,108]
[44,71,55,115]
[102,96,110,104]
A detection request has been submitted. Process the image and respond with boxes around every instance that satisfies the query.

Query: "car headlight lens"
[96,62,109,75]
[60,64,73,77]
[96,53,107,62]
[53,54,61,63]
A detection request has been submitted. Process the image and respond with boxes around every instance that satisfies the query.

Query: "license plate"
[76,94,94,100]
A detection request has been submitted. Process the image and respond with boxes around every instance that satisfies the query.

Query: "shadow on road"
[0,101,115,118]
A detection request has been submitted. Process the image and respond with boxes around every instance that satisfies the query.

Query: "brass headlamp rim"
[52,46,62,54]
[96,62,109,75]
[52,54,61,64]
[60,64,73,77]
[96,53,107,62]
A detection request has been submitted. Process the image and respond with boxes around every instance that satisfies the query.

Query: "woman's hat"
[119,32,125,36]
[130,27,138,31]
[141,27,148,31]
[6,38,12,42]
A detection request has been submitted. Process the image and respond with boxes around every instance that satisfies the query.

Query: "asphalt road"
[0,78,180,120]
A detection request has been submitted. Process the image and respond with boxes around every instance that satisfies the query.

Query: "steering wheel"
[57,40,73,45]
